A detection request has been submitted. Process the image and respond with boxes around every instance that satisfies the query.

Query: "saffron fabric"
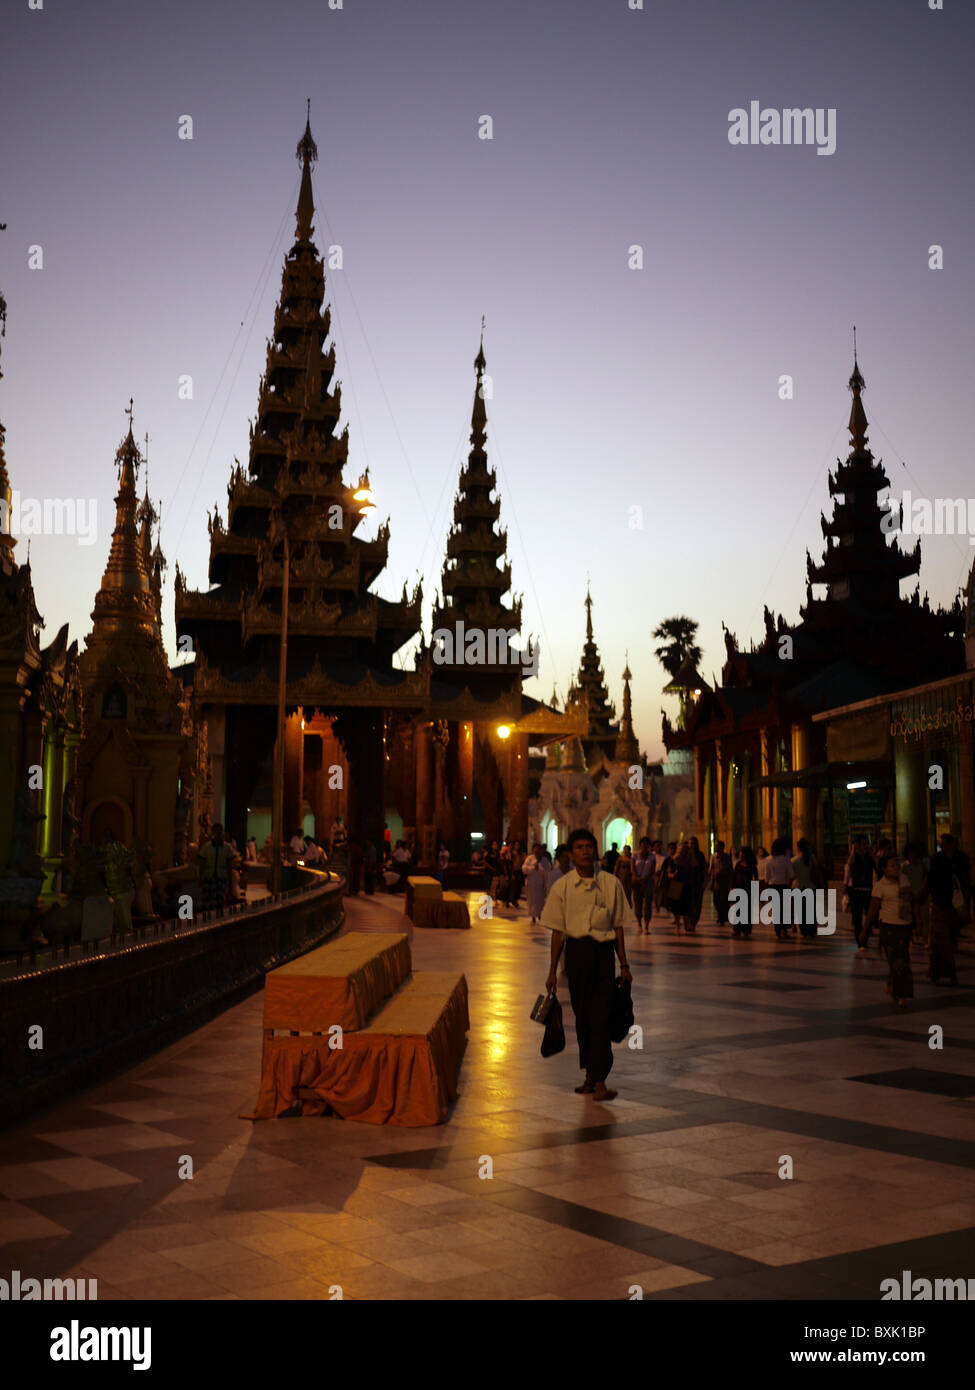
[248,973,469,1125]
[412,893,470,929]
[263,932,411,1033]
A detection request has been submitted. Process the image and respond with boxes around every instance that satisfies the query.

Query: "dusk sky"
[2,0,973,759]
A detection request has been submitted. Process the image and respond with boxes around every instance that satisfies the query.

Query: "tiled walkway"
[1,894,973,1300]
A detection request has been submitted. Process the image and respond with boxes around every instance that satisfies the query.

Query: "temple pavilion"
[664,354,964,866]
[176,114,584,861]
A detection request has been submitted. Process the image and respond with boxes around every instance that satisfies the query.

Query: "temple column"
[283,709,304,839]
[39,722,65,899]
[208,706,225,830]
[760,728,774,848]
[507,731,530,846]
[455,720,474,859]
[791,721,811,847]
[343,710,385,856]
[415,721,434,836]
[693,745,704,840]
[714,739,725,841]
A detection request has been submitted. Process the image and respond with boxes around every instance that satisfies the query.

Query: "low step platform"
[248,972,469,1125]
[263,931,411,1034]
[412,892,471,929]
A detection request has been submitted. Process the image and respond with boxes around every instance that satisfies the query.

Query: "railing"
[0,873,345,1129]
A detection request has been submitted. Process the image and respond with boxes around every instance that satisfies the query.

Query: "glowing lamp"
[497,724,511,740]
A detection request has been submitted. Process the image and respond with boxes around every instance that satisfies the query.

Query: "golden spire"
[87,402,155,644]
[296,100,318,242]
[585,584,593,642]
[471,320,487,447]
[614,656,639,764]
[848,328,869,455]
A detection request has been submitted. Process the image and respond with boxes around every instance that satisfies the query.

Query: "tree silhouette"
[652,616,701,681]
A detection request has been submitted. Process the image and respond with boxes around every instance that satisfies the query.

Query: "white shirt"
[763,854,795,887]
[540,868,636,942]
[873,873,913,926]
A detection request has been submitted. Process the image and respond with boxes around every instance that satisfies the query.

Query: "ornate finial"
[295,106,318,240]
[847,336,868,454]
[296,102,318,167]
[585,583,593,641]
[125,398,134,429]
[474,318,486,376]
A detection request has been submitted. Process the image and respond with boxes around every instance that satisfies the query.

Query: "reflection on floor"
[1,892,972,1300]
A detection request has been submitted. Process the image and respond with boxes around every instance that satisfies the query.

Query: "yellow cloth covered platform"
[412,892,471,930]
[248,973,469,1125]
[405,876,441,919]
[263,932,411,1033]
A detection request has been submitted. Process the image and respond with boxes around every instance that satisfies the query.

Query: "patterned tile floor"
[1,893,973,1301]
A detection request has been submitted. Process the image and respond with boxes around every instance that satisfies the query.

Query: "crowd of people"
[471,829,968,1014]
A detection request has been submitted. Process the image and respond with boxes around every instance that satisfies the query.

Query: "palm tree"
[653,616,701,681]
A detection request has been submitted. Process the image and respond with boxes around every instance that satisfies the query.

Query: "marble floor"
[1,892,973,1301]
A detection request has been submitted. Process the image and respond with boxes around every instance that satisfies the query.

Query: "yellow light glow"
[497,725,511,740]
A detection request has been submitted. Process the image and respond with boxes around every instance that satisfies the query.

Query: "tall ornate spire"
[567,587,618,762]
[471,318,487,446]
[804,350,919,615]
[613,658,639,764]
[432,328,522,688]
[88,405,156,644]
[296,100,318,243]
[847,333,868,456]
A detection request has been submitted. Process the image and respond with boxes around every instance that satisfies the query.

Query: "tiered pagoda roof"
[430,332,525,707]
[665,353,963,752]
[567,587,619,765]
[175,112,422,709]
[613,661,640,765]
[80,413,183,736]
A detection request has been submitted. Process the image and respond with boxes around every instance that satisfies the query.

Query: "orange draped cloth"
[262,932,411,1033]
[405,876,442,919]
[248,973,469,1125]
[412,893,471,929]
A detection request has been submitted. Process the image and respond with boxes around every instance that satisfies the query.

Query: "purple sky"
[2,0,974,759]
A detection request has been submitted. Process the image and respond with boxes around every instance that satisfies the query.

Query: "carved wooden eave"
[174,588,240,624]
[240,589,344,642]
[430,687,525,723]
[509,700,589,741]
[192,654,430,709]
[210,530,261,561]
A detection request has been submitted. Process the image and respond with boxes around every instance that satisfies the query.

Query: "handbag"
[540,995,565,1057]
[530,992,556,1024]
[666,877,683,903]
[610,978,634,1043]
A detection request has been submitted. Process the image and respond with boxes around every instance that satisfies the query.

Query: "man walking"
[541,828,635,1102]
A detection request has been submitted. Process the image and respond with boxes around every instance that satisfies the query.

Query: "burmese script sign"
[890,691,975,744]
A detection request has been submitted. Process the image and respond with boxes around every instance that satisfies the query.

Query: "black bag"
[609,977,634,1043]
[540,995,565,1057]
